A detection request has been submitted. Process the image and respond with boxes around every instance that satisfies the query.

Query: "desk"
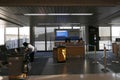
[54,41,85,58]
[66,46,85,57]
[112,43,120,57]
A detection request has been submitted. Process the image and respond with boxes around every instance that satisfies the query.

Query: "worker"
[23,42,35,62]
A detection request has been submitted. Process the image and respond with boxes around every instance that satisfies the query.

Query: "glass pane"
[73,26,85,41]
[60,26,72,29]
[35,27,45,51]
[19,26,30,47]
[46,27,58,50]
[35,41,45,51]
[99,41,111,50]
[112,26,120,42]
[99,27,110,36]
[6,27,19,49]
[73,26,80,29]
[99,27,111,50]
[0,25,4,45]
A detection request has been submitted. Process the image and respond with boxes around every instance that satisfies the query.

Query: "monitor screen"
[56,30,68,37]
[56,30,68,40]
[55,29,80,40]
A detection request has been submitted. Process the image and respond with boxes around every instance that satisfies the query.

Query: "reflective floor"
[1,51,120,80]
[28,73,120,80]
[1,73,120,80]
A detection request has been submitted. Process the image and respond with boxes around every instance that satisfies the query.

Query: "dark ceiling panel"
[0,0,119,6]
[0,6,120,27]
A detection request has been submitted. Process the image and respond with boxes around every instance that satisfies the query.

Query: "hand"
[24,48,29,51]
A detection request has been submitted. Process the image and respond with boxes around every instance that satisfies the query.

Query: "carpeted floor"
[86,51,120,73]
[29,51,52,75]
[34,51,53,58]
[29,57,49,75]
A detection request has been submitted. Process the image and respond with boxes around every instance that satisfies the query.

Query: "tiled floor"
[41,57,112,75]
[27,73,120,80]
[1,51,120,80]
[1,73,120,80]
[26,56,117,80]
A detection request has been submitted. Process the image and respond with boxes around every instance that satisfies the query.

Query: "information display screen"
[56,30,68,40]
[55,29,79,40]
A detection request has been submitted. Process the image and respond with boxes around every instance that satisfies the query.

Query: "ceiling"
[0,1,120,27]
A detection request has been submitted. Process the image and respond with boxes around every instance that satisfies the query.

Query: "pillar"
[30,25,35,46]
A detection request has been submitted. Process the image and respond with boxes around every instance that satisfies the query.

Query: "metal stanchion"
[101,44,109,72]
[86,44,88,54]
[85,44,89,59]
[104,44,107,70]
[105,44,112,66]
[86,44,89,57]
[93,45,98,64]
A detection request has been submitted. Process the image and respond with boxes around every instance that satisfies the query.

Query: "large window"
[35,27,45,51]
[34,26,85,51]
[73,26,86,41]
[59,26,72,29]
[111,26,120,42]
[5,26,30,49]
[6,27,19,49]
[19,26,30,47]
[99,27,111,50]
[35,27,59,51]
[0,25,5,45]
[47,27,58,50]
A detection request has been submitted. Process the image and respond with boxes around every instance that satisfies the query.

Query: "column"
[30,25,35,46]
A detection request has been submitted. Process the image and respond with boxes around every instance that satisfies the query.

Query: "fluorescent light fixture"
[48,13,70,15]
[37,23,80,25]
[109,23,120,25]
[71,13,93,15]
[109,23,120,24]
[24,13,93,16]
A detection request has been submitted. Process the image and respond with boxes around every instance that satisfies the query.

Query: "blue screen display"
[56,30,68,37]
[56,30,68,40]
[55,29,80,40]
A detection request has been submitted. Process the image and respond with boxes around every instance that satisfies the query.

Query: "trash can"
[57,46,66,62]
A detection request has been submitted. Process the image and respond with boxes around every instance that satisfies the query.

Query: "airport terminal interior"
[1,0,120,80]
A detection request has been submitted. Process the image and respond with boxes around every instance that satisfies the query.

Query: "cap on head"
[23,42,28,46]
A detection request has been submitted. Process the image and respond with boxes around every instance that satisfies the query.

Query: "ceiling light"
[71,13,93,15]
[109,23,120,25]
[24,13,93,16]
